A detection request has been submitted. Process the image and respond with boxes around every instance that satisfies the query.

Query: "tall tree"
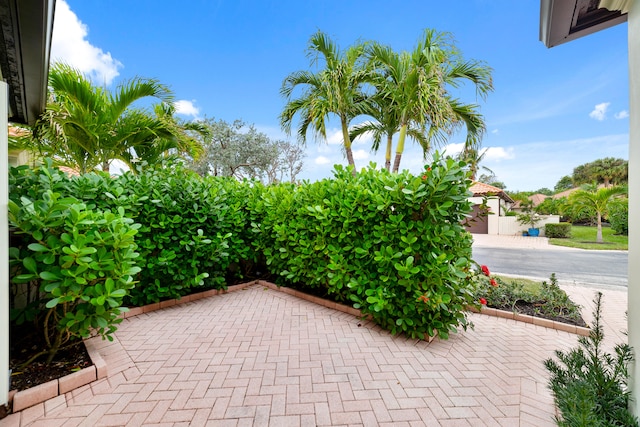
[366,29,493,173]
[570,186,627,243]
[280,31,372,175]
[187,117,305,184]
[348,74,428,171]
[554,175,574,192]
[31,63,197,173]
[572,158,628,187]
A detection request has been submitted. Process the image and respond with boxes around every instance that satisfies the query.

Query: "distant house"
[466,182,514,234]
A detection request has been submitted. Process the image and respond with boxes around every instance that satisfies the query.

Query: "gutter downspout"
[627,0,640,416]
[1,81,9,407]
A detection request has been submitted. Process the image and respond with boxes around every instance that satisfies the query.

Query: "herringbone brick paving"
[4,283,626,426]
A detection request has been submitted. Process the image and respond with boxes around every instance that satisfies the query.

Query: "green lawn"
[548,225,628,250]
[493,275,541,294]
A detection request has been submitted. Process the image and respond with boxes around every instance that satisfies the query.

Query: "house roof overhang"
[469,182,515,204]
[540,0,628,48]
[0,0,56,125]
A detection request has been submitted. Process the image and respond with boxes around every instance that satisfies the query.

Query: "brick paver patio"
[3,282,627,426]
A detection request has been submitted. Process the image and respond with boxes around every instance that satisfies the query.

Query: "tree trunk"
[341,119,356,176]
[596,212,603,243]
[385,134,393,171]
[392,125,407,173]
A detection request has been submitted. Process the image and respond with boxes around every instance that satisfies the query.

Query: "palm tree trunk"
[341,119,357,176]
[385,134,393,171]
[596,212,603,243]
[392,125,407,173]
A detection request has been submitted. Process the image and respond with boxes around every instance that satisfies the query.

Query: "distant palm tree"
[32,63,198,173]
[570,186,627,243]
[365,29,493,173]
[280,31,373,175]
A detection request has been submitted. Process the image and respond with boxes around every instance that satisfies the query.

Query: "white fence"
[492,215,560,237]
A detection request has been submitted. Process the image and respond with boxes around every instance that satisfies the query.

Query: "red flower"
[422,175,427,180]
[427,167,432,171]
[418,295,429,303]
[481,265,490,276]
[479,297,487,305]
[490,278,498,287]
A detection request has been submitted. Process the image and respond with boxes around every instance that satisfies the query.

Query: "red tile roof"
[469,182,514,203]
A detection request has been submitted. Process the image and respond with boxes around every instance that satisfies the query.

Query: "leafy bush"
[608,198,628,236]
[546,223,571,238]
[255,155,477,340]
[9,186,140,365]
[545,292,638,427]
[9,161,257,306]
[10,155,479,342]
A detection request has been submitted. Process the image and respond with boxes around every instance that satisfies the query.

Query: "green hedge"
[10,155,478,341]
[545,223,571,238]
[253,157,477,339]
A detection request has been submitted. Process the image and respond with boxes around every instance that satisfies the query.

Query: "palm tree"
[348,79,428,171]
[366,30,493,173]
[570,186,627,243]
[31,63,196,173]
[280,31,373,175]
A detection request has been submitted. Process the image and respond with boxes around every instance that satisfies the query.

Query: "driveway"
[472,234,628,288]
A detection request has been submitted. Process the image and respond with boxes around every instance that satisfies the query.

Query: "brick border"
[8,339,105,413]
[468,305,590,336]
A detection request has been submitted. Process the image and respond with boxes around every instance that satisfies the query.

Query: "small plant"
[517,199,541,230]
[544,292,638,427]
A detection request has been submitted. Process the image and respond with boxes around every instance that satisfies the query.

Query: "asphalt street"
[472,246,628,288]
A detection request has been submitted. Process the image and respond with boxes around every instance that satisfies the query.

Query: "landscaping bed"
[9,324,92,392]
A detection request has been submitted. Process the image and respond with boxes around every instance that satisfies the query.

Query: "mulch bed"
[9,324,92,392]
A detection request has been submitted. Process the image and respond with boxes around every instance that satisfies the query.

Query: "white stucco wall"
[627,0,640,416]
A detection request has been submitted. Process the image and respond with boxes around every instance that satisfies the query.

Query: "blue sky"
[52,0,629,192]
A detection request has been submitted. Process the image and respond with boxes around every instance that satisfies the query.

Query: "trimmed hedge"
[10,155,478,341]
[252,156,477,339]
[545,223,571,238]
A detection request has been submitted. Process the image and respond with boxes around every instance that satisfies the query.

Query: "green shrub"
[546,223,571,238]
[545,292,638,427]
[9,187,140,365]
[608,198,628,236]
[10,156,479,342]
[256,155,477,340]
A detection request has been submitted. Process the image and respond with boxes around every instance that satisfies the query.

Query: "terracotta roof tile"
[469,181,514,203]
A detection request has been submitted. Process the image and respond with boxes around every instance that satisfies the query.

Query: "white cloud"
[589,102,610,121]
[491,129,499,134]
[175,100,200,118]
[483,146,515,162]
[441,142,465,157]
[326,129,343,145]
[315,156,331,165]
[51,0,122,85]
[615,110,629,119]
[352,149,369,160]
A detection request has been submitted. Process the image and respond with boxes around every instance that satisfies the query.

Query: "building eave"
[0,0,56,125]
[540,0,628,48]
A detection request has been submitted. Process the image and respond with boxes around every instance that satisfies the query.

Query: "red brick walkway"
[5,283,624,426]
